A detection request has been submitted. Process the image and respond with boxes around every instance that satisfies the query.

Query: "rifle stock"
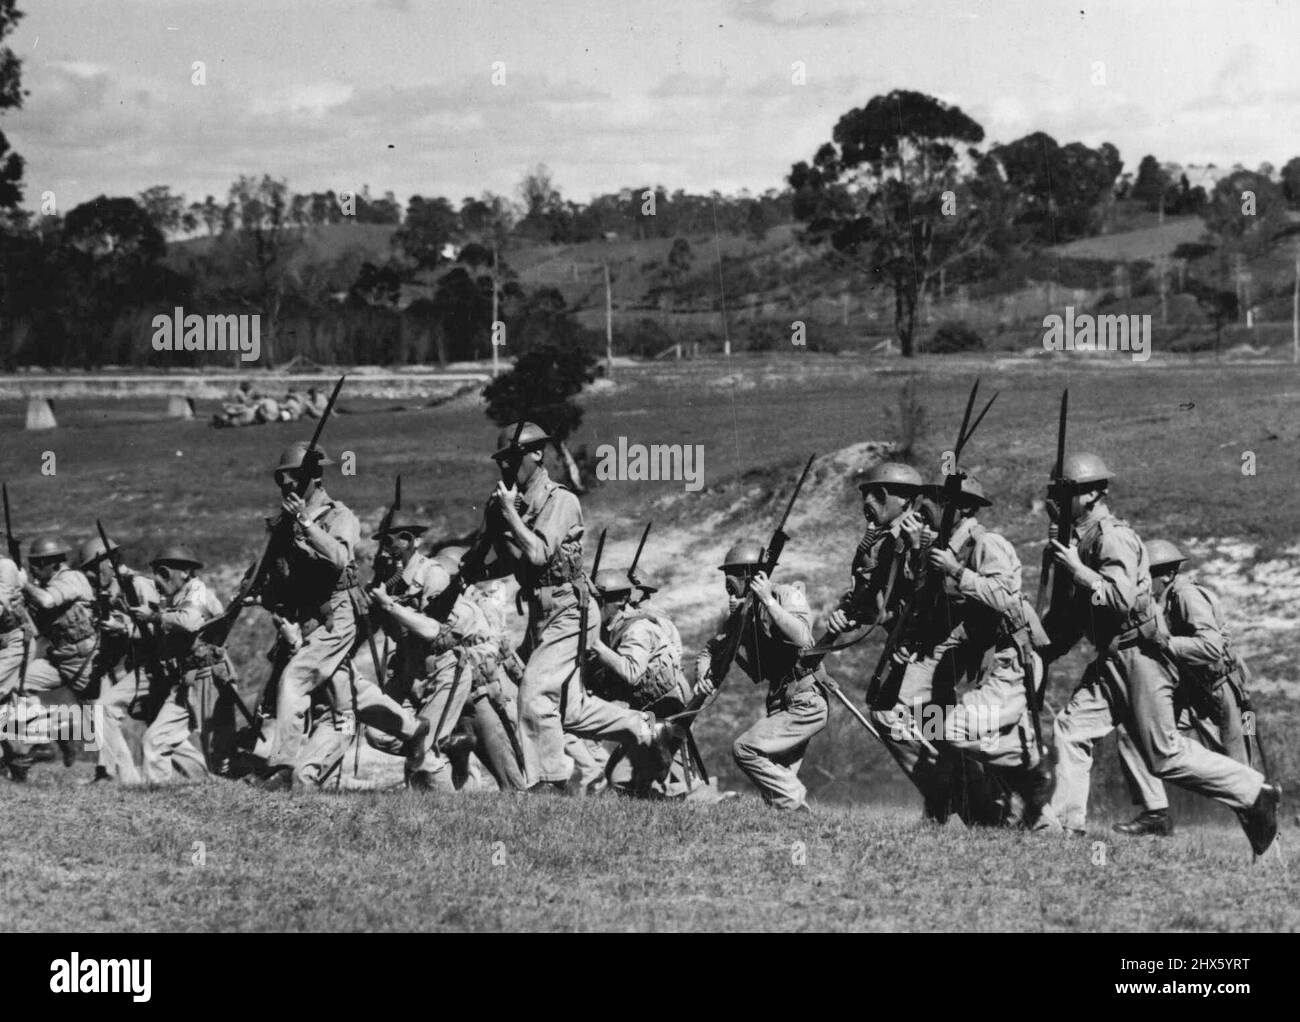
[2,484,20,564]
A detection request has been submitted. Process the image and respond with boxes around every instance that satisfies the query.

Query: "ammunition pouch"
[774,662,825,709]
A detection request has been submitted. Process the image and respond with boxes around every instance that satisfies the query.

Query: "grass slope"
[0,782,1292,932]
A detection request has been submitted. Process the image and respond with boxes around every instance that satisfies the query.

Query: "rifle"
[1027,389,1070,749]
[96,519,155,641]
[864,379,998,708]
[2,484,20,564]
[626,520,652,590]
[370,474,403,589]
[198,374,346,647]
[561,527,606,721]
[681,454,815,719]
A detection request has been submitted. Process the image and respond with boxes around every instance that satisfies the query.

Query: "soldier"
[912,475,1054,826]
[131,546,237,783]
[823,462,924,643]
[696,541,825,811]
[0,540,36,779]
[253,442,427,789]
[362,518,497,790]
[80,535,171,784]
[463,422,673,792]
[427,545,527,793]
[1037,454,1279,855]
[588,569,713,798]
[1112,540,1257,836]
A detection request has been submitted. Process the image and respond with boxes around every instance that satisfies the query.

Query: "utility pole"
[604,262,614,377]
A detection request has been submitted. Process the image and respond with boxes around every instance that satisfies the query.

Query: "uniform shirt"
[156,576,224,660]
[511,468,584,592]
[1162,576,1235,683]
[597,605,684,703]
[264,491,360,614]
[385,553,494,675]
[1042,505,1154,655]
[96,569,162,670]
[704,581,815,688]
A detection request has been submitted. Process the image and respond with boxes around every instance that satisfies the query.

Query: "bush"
[927,321,985,353]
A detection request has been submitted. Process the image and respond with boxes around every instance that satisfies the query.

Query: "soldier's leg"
[90,665,142,783]
[1116,724,1169,812]
[266,617,356,773]
[1210,681,1250,766]
[564,735,610,794]
[732,688,828,810]
[1117,651,1262,812]
[465,693,526,792]
[294,700,353,788]
[1041,665,1118,831]
[407,658,471,789]
[869,655,953,816]
[142,691,207,784]
[517,599,587,786]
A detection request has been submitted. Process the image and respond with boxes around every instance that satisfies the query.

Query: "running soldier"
[252,442,426,789]
[0,540,36,779]
[696,541,825,811]
[913,475,1054,825]
[461,422,673,792]
[1037,454,1279,855]
[1112,539,1258,836]
[131,546,239,783]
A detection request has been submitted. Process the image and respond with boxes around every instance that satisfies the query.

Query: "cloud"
[728,0,869,29]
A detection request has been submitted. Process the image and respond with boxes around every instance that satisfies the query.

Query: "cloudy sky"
[5,0,1299,213]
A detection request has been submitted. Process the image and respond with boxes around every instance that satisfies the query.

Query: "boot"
[1238,783,1281,857]
[1112,808,1174,837]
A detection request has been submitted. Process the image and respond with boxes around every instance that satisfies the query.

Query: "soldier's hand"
[129,605,159,625]
[695,666,716,697]
[897,510,925,548]
[826,608,854,634]
[928,548,962,579]
[282,492,307,521]
[749,571,775,607]
[1049,539,1084,576]
[494,482,521,520]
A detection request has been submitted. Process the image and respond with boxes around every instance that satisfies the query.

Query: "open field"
[0,781,1294,932]
[2,352,1298,929]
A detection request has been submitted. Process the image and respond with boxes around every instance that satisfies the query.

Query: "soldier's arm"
[1167,585,1228,667]
[0,559,23,615]
[295,508,358,571]
[375,563,442,641]
[955,533,1021,615]
[764,582,815,648]
[591,619,655,687]
[510,489,580,568]
[24,571,83,611]
[1065,530,1141,618]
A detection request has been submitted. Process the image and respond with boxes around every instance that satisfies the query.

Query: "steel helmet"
[28,536,69,561]
[274,441,334,474]
[593,569,634,598]
[925,473,992,508]
[374,514,430,539]
[151,544,204,570]
[857,461,923,494]
[632,575,660,597]
[492,422,550,461]
[75,535,119,569]
[1144,539,1186,572]
[718,540,764,572]
[1061,452,1111,487]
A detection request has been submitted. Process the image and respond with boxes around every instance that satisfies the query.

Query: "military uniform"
[260,489,422,783]
[502,467,658,786]
[1042,507,1265,830]
[1116,575,1255,815]
[140,575,233,783]
[0,556,35,773]
[591,601,703,796]
[712,581,826,810]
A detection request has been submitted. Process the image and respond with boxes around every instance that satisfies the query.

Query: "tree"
[516,164,567,241]
[1200,169,1288,259]
[1280,157,1300,209]
[137,185,186,238]
[990,132,1122,242]
[0,1,26,213]
[1131,155,1170,209]
[1186,278,1238,355]
[393,195,459,270]
[789,89,1012,356]
[483,342,596,491]
[666,237,694,285]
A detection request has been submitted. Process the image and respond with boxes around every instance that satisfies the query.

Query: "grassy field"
[0,779,1292,932]
[2,352,1298,930]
